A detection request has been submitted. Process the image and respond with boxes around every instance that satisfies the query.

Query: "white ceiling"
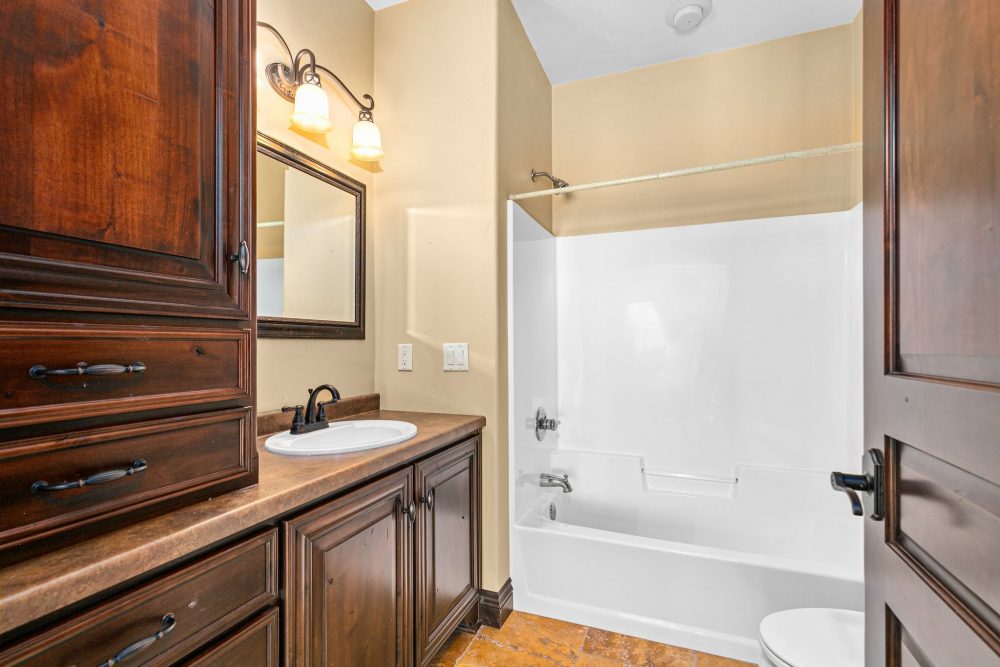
[510,0,862,85]
[364,0,409,10]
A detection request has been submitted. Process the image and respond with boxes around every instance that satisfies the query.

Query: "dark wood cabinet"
[0,426,484,666]
[415,437,481,665]
[285,468,415,667]
[285,436,482,667]
[0,0,254,319]
[0,0,256,559]
[0,408,255,553]
[0,529,278,666]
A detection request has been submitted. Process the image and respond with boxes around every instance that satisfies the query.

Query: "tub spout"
[540,473,573,493]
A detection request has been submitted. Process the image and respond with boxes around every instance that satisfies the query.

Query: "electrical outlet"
[443,343,469,371]
[397,343,412,371]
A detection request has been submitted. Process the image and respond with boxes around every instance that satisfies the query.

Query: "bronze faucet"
[282,384,341,435]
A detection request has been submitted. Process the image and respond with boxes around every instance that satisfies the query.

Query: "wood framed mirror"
[255,133,365,339]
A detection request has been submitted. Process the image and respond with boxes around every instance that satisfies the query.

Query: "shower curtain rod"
[509,142,862,201]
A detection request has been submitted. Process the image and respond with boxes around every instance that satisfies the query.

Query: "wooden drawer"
[181,608,280,666]
[0,529,278,667]
[0,408,254,553]
[0,322,251,429]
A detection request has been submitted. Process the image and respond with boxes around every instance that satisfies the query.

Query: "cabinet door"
[0,0,253,319]
[415,437,481,665]
[285,468,414,667]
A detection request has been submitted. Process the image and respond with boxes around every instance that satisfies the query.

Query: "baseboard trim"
[478,578,513,629]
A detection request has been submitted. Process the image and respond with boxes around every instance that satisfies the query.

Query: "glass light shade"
[350,119,385,161]
[290,81,332,133]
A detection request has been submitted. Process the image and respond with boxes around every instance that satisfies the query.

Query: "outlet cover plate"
[398,343,412,371]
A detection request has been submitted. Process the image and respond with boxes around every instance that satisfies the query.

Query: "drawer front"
[0,408,254,552]
[182,608,280,666]
[0,529,278,667]
[0,323,251,428]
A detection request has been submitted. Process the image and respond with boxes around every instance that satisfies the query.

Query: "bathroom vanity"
[0,403,486,666]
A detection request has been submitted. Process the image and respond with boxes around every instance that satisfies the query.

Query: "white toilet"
[758,608,864,667]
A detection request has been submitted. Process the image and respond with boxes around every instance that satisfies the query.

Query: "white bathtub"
[511,450,864,664]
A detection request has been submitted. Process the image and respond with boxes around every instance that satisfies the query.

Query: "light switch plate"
[397,343,412,371]
[443,343,469,371]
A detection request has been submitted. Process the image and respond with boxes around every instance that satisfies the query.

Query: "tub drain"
[548,502,557,520]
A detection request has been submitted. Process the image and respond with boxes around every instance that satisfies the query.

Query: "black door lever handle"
[830,449,885,521]
[831,471,869,516]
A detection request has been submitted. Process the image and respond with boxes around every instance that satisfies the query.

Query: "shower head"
[531,170,569,190]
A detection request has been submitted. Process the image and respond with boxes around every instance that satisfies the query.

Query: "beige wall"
[374,0,549,592]
[256,0,377,410]
[551,20,863,236]
[373,0,503,590]
[498,1,553,233]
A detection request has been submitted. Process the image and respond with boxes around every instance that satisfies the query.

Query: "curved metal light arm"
[293,48,320,85]
[255,20,375,118]
[256,21,294,67]
[310,63,375,116]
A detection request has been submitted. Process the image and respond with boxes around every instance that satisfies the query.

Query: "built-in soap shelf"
[641,468,737,498]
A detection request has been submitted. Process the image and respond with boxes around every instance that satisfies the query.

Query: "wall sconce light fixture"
[256,21,384,161]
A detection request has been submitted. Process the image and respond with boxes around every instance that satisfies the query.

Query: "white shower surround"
[507,202,864,663]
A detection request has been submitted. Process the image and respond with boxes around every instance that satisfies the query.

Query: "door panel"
[415,437,480,665]
[893,0,1000,387]
[284,468,413,667]
[864,0,1000,664]
[0,0,253,318]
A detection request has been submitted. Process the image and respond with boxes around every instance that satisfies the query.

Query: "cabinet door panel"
[285,468,413,667]
[415,437,480,665]
[0,0,253,318]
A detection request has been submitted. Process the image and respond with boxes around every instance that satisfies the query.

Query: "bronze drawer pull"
[230,240,250,274]
[399,498,416,524]
[420,488,434,511]
[29,361,146,379]
[31,460,148,493]
[97,613,176,667]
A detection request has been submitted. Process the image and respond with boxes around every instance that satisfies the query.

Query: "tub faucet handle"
[535,407,561,441]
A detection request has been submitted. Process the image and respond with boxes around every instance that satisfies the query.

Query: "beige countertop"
[0,409,485,637]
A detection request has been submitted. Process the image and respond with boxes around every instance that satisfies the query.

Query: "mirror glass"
[255,135,365,338]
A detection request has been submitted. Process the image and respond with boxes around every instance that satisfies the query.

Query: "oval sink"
[263,420,418,456]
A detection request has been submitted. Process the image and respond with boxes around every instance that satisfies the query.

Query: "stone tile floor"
[429,611,756,666]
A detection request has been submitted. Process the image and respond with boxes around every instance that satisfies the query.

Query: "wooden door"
[862,0,1000,664]
[414,437,481,666]
[284,468,414,667]
[0,0,253,319]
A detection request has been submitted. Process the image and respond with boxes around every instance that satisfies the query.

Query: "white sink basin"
[263,420,418,456]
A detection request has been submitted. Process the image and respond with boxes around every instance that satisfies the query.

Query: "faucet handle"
[316,400,336,422]
[282,405,305,433]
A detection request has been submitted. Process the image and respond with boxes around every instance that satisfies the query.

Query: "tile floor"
[429,611,756,667]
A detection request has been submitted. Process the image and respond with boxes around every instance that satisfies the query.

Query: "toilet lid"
[759,608,864,667]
